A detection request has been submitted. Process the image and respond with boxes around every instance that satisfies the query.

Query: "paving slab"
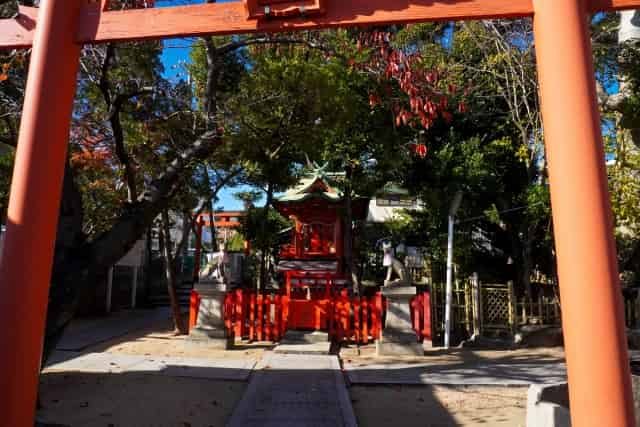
[274,331,331,355]
[56,308,170,351]
[44,352,257,381]
[44,352,144,373]
[227,353,357,427]
[344,357,567,385]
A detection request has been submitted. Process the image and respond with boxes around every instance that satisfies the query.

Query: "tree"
[354,22,554,292]
[30,29,341,361]
[207,38,351,288]
[0,144,13,223]
[37,31,285,360]
[234,190,263,210]
[457,20,547,296]
[160,209,188,334]
[593,11,640,283]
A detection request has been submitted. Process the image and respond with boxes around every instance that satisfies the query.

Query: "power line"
[456,201,544,224]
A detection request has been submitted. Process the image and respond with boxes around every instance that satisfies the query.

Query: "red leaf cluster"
[409,142,428,158]
[355,30,470,131]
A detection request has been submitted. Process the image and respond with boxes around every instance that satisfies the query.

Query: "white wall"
[116,239,145,267]
[366,198,423,223]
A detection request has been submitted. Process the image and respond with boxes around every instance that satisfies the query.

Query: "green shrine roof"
[377,182,410,197]
[276,163,344,203]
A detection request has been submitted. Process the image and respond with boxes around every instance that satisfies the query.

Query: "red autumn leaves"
[354,30,470,158]
[409,142,428,158]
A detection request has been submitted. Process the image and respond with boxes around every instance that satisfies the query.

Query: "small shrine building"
[273,169,368,330]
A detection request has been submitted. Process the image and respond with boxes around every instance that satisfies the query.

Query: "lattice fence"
[430,279,545,340]
[624,288,640,329]
[480,283,515,334]
[430,280,473,340]
[516,295,561,326]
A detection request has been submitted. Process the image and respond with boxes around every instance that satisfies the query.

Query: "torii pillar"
[0,0,83,426]
[534,0,634,425]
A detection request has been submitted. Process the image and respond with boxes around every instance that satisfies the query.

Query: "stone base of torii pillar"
[376,285,423,356]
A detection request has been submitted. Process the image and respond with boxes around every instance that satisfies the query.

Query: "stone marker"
[376,285,423,356]
[188,280,234,349]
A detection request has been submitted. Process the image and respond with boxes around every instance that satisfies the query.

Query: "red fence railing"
[327,290,384,344]
[411,291,432,342]
[190,288,432,345]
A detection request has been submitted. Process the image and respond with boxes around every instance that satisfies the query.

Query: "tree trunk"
[259,183,273,291]
[343,166,358,295]
[41,160,87,367]
[56,130,222,278]
[176,210,193,268]
[520,223,535,299]
[161,209,187,334]
[40,130,221,367]
[203,167,217,251]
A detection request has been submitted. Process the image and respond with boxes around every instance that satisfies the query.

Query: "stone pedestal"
[188,280,234,349]
[376,285,423,356]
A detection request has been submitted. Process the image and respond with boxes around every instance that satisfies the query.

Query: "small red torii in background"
[0,0,638,425]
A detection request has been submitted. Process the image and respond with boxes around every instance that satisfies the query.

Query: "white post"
[131,267,138,309]
[444,215,455,348]
[471,272,481,337]
[444,192,463,349]
[106,266,114,313]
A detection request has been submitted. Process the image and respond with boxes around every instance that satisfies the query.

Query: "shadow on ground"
[39,353,532,427]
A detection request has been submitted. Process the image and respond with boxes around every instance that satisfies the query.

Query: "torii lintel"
[1,0,640,49]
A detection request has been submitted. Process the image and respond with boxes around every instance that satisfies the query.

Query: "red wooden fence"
[327,290,384,344]
[190,288,432,344]
[411,291,432,342]
[189,290,201,330]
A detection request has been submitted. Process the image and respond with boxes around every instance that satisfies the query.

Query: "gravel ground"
[38,313,560,426]
[350,384,527,427]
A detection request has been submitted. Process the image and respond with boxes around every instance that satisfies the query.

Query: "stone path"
[344,355,567,385]
[56,308,171,351]
[227,353,357,427]
[44,351,256,381]
[274,330,332,355]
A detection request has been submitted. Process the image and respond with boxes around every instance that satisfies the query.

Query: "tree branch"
[217,36,332,57]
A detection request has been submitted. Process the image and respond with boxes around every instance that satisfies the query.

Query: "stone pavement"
[227,353,357,427]
[343,351,567,385]
[274,330,332,355]
[56,308,171,351]
[44,351,256,381]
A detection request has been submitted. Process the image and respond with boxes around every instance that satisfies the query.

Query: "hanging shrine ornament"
[243,0,326,20]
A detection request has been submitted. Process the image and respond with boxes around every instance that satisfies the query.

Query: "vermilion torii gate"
[0,0,638,425]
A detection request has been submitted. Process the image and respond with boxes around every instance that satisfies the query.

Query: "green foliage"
[225,42,355,193]
[240,207,292,253]
[188,37,248,110]
[2,17,639,294]
[226,231,246,252]
[0,145,14,221]
[233,190,263,209]
[365,21,553,285]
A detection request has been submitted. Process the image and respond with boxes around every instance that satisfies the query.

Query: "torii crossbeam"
[0,1,638,426]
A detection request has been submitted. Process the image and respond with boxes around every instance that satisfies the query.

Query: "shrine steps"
[274,330,332,355]
[148,284,192,308]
